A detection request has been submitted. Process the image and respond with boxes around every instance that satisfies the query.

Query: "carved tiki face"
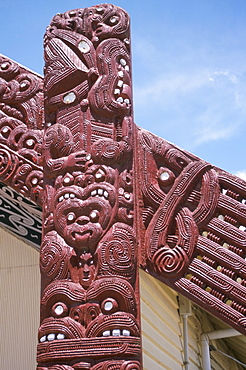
[84,3,130,43]
[70,251,96,289]
[53,163,118,255]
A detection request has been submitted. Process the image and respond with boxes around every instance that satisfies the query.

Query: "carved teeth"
[40,335,46,343]
[90,189,109,200]
[118,71,124,78]
[117,80,123,88]
[47,333,56,341]
[98,189,103,196]
[114,88,121,95]
[120,58,127,66]
[57,333,65,340]
[125,65,130,72]
[122,330,130,336]
[58,194,75,202]
[239,225,246,231]
[102,329,131,337]
[39,333,66,342]
[115,96,130,105]
[102,330,111,337]
[112,329,121,336]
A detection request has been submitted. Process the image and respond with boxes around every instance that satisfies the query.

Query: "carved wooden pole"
[37,4,141,369]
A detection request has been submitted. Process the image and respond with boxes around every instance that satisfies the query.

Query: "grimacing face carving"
[39,278,140,344]
[53,165,118,255]
[84,4,129,43]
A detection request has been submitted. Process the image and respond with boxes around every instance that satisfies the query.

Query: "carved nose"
[76,216,90,225]
[92,18,102,29]
[83,264,90,273]
[70,303,101,327]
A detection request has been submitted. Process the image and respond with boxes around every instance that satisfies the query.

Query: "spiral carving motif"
[98,224,136,281]
[44,124,74,159]
[0,148,17,178]
[0,58,20,79]
[40,232,70,283]
[91,139,121,165]
[152,246,189,278]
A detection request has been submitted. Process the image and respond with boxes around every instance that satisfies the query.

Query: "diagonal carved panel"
[0,54,44,205]
[136,127,246,334]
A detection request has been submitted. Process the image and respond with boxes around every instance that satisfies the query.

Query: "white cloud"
[208,71,239,84]
[235,170,246,181]
[134,72,208,105]
[134,63,246,149]
[194,123,237,145]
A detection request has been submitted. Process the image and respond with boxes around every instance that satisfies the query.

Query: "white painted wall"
[140,269,244,370]
[1,228,40,369]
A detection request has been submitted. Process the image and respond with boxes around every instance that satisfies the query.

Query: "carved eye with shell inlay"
[89,210,100,222]
[67,212,76,222]
[51,302,68,318]
[108,15,119,25]
[101,298,118,314]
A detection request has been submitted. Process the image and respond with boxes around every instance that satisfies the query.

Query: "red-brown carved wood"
[136,127,246,334]
[0,3,245,369]
[38,4,141,370]
[0,55,44,205]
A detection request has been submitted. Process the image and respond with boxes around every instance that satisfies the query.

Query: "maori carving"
[38,5,141,369]
[0,55,44,205]
[0,4,245,368]
[137,127,246,334]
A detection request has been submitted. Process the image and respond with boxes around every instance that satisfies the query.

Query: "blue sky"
[1,0,246,178]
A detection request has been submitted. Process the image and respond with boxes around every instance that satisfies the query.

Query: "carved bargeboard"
[0,3,245,370]
[136,128,246,333]
[0,55,44,206]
